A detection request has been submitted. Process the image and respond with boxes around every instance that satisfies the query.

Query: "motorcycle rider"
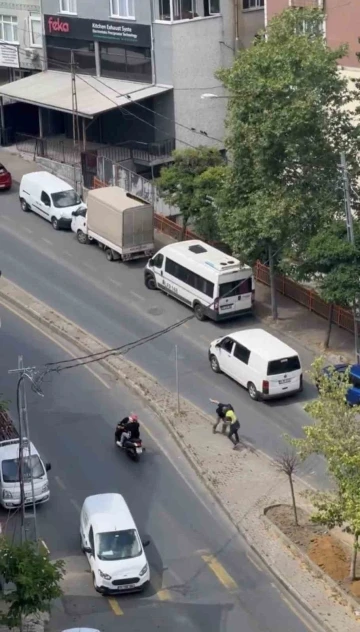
[118,414,141,448]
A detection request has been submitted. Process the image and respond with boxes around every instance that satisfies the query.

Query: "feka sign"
[44,15,151,48]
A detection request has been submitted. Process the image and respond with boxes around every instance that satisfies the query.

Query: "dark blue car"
[320,363,360,405]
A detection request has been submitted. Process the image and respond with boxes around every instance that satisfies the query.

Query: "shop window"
[0,15,18,43]
[46,37,96,75]
[100,43,151,82]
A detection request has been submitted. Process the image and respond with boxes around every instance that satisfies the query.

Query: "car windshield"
[96,529,142,561]
[219,277,252,298]
[267,356,301,376]
[51,190,80,208]
[2,455,45,483]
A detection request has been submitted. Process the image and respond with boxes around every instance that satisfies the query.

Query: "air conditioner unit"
[289,0,323,7]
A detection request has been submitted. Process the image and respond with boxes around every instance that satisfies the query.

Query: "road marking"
[201,555,238,592]
[157,588,171,601]
[109,278,123,288]
[55,475,66,490]
[130,290,145,301]
[82,262,96,271]
[41,238,53,246]
[0,300,111,391]
[40,539,50,554]
[108,598,123,615]
[200,334,211,343]
[62,250,73,258]
[1,215,14,222]
[22,227,33,234]
[70,498,81,513]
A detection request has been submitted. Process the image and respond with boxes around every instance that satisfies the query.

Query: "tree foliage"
[217,8,360,316]
[156,147,224,238]
[0,539,64,629]
[291,358,360,579]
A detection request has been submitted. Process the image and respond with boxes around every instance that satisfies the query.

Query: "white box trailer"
[71,186,155,261]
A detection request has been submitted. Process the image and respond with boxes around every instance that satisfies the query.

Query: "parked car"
[0,163,12,190]
[318,363,360,405]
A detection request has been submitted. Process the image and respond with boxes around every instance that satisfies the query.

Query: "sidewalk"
[1,147,355,365]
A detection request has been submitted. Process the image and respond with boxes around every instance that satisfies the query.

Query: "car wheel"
[77,230,88,244]
[20,198,29,212]
[194,303,206,321]
[248,382,259,401]
[210,355,221,373]
[145,275,156,290]
[51,217,59,230]
[106,248,114,261]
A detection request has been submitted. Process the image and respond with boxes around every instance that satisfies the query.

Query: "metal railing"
[15,133,81,165]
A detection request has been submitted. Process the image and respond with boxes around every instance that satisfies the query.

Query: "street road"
[0,305,320,632]
[0,185,324,485]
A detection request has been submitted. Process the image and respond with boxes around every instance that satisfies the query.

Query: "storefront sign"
[0,44,19,68]
[45,15,151,47]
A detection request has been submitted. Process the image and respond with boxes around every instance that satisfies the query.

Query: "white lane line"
[70,498,81,513]
[109,278,123,288]
[41,238,53,246]
[130,290,145,301]
[62,250,73,258]
[22,227,33,234]
[82,262,96,271]
[55,475,66,490]
[200,334,211,343]
[1,215,15,222]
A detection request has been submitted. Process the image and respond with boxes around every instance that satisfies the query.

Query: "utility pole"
[340,152,360,363]
[71,51,83,197]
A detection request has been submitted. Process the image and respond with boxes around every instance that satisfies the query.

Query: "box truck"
[71,186,154,262]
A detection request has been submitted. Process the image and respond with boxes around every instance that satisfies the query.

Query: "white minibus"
[144,240,254,321]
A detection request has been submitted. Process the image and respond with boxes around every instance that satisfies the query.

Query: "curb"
[263,506,360,619]
[0,281,337,632]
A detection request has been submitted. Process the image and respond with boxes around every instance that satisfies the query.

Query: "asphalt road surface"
[0,185,324,485]
[0,305,321,632]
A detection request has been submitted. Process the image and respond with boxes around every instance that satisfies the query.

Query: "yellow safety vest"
[225,409,237,424]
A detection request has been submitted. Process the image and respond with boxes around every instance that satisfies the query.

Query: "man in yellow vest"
[224,408,240,449]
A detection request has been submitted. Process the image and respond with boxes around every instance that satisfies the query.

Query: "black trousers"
[228,424,240,445]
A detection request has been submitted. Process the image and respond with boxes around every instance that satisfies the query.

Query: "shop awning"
[0,70,172,118]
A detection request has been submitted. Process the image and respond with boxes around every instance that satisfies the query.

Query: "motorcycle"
[115,426,144,462]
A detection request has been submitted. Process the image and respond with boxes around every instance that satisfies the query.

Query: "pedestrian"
[209,399,234,434]
[226,411,241,450]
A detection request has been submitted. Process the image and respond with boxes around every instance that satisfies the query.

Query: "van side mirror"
[142,539,150,548]
[45,462,51,472]
[148,259,154,267]
[215,342,221,348]
[72,210,77,216]
[84,546,92,555]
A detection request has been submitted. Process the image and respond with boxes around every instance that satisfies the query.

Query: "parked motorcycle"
[115,427,144,462]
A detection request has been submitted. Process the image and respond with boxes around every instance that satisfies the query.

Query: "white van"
[144,240,254,321]
[0,438,51,509]
[19,172,86,230]
[209,328,302,400]
[80,493,150,594]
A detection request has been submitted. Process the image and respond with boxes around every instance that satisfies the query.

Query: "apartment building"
[0,1,264,170]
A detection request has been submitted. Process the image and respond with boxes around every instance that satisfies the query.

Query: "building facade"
[266,0,359,69]
[0,0,264,169]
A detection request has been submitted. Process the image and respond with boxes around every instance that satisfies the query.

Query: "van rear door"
[217,276,253,316]
[266,356,302,396]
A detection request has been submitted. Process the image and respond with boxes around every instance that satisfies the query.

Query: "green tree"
[297,221,360,347]
[291,358,360,580]
[217,8,360,319]
[156,147,224,239]
[0,539,64,629]
[192,165,227,241]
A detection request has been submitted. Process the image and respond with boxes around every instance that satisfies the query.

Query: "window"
[0,15,18,43]
[46,37,96,75]
[29,15,42,48]
[242,0,264,10]
[267,356,301,376]
[152,253,164,268]
[165,257,214,297]
[96,530,142,561]
[41,191,51,206]
[2,455,45,483]
[220,337,234,354]
[100,43,151,82]
[110,0,135,18]
[60,0,77,14]
[88,526,95,552]
[52,190,80,208]
[233,343,250,364]
[219,277,252,298]
[157,0,219,21]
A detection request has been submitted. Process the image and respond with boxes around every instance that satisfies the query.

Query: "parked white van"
[19,172,86,230]
[0,438,51,509]
[208,328,302,400]
[80,493,150,594]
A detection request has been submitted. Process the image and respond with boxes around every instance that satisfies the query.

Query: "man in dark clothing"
[227,417,241,449]
[210,399,234,434]
[119,414,140,447]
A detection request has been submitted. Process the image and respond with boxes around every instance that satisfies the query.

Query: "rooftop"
[229,328,298,360]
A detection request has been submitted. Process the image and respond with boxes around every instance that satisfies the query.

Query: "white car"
[208,328,302,400]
